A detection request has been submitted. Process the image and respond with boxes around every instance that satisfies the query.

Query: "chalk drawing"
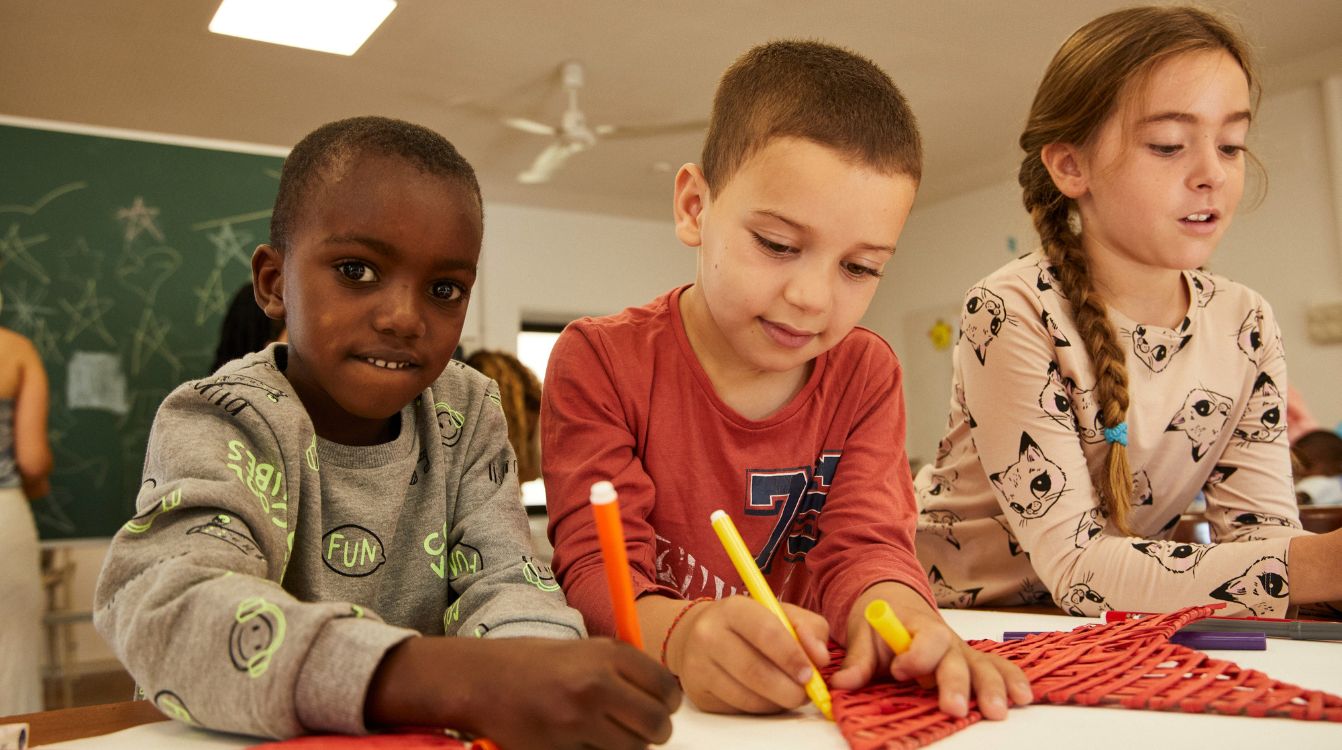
[115,244,181,307]
[194,266,230,325]
[207,223,254,269]
[67,350,130,415]
[115,196,165,244]
[0,223,50,284]
[0,280,56,333]
[59,279,117,347]
[57,236,106,283]
[0,181,87,215]
[130,307,182,379]
[29,319,63,366]
[190,209,272,232]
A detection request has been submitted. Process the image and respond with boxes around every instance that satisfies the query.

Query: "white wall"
[870,76,1342,461]
[472,202,693,352]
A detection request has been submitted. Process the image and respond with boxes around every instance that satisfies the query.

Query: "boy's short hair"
[700,39,922,193]
[269,115,483,251]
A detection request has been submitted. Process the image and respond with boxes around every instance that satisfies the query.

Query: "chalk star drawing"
[194,266,231,325]
[0,223,50,284]
[115,388,164,430]
[116,245,181,306]
[29,319,63,366]
[0,181,87,216]
[208,223,254,269]
[57,236,106,283]
[115,196,165,243]
[0,280,57,333]
[130,307,182,379]
[59,279,117,347]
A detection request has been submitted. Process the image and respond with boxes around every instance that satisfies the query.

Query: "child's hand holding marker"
[828,584,1033,721]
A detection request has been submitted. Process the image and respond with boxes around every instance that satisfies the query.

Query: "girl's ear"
[672,163,709,248]
[1040,143,1089,200]
[251,244,287,321]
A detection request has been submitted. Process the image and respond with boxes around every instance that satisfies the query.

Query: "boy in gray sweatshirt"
[94,116,679,749]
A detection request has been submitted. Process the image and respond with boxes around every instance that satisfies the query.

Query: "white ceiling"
[3,0,1342,221]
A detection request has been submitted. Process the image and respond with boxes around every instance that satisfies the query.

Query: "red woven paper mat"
[826,605,1342,750]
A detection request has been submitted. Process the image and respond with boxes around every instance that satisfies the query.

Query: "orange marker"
[590,481,644,649]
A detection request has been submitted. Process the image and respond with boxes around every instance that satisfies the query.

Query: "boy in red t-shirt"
[542,41,1031,721]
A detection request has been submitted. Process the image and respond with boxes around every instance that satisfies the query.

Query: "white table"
[37,609,1342,748]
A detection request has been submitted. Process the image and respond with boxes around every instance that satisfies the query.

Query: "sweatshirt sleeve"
[1201,300,1308,545]
[959,281,1296,618]
[807,342,936,637]
[93,384,415,739]
[541,325,680,637]
[439,377,587,641]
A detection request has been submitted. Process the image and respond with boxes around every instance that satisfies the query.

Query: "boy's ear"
[251,244,287,321]
[1040,142,1089,200]
[672,163,709,248]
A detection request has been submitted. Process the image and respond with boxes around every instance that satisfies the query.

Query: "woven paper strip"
[827,605,1342,750]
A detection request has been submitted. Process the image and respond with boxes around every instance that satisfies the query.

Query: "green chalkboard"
[0,119,286,540]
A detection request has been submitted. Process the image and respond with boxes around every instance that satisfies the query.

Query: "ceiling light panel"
[209,0,397,56]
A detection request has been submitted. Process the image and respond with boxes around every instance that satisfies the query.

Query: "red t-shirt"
[542,285,933,639]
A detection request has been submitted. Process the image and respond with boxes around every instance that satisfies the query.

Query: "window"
[518,321,569,509]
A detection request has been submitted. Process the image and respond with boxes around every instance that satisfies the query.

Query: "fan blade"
[503,117,557,136]
[596,120,709,139]
[518,141,581,184]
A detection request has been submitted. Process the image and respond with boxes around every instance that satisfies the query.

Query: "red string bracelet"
[660,596,714,670]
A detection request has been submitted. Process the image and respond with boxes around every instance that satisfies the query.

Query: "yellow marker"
[864,599,912,654]
[710,509,833,721]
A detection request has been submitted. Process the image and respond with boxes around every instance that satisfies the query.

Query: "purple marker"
[1002,630,1266,651]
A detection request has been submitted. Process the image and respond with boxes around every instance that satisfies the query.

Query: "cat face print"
[919,509,963,550]
[928,566,982,609]
[1129,320,1192,373]
[922,470,958,500]
[1058,578,1110,616]
[936,436,953,462]
[1190,271,1216,308]
[1041,308,1070,347]
[955,381,976,429]
[1133,469,1153,506]
[1233,372,1284,445]
[1132,539,1209,574]
[1038,362,1078,430]
[1230,512,1297,529]
[1210,556,1289,616]
[990,432,1067,520]
[994,516,1023,556]
[1036,263,1058,292]
[1165,388,1233,461]
[1072,507,1103,548]
[1204,464,1237,489]
[962,286,1008,365]
[1068,380,1104,444]
[1237,308,1266,365]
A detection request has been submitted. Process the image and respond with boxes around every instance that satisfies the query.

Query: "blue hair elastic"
[1103,422,1128,447]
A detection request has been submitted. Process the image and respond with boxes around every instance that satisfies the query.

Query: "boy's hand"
[828,583,1032,721]
[663,595,830,714]
[367,636,681,750]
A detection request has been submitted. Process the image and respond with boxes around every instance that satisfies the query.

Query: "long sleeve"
[94,382,414,738]
[543,325,675,636]
[442,376,586,640]
[543,297,932,640]
[939,262,1302,618]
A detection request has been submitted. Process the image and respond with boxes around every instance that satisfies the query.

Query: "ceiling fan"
[502,60,707,184]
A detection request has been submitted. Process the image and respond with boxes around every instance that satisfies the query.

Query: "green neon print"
[232,596,286,679]
[443,600,461,631]
[434,402,465,429]
[124,488,183,533]
[350,604,365,619]
[522,558,561,592]
[305,434,320,471]
[423,521,448,579]
[225,439,289,528]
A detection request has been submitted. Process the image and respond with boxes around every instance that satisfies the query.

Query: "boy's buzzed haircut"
[270,115,483,251]
[701,39,922,192]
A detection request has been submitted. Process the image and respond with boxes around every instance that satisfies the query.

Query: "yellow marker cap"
[864,599,912,655]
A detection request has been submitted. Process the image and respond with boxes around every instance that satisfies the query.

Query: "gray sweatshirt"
[94,345,584,738]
